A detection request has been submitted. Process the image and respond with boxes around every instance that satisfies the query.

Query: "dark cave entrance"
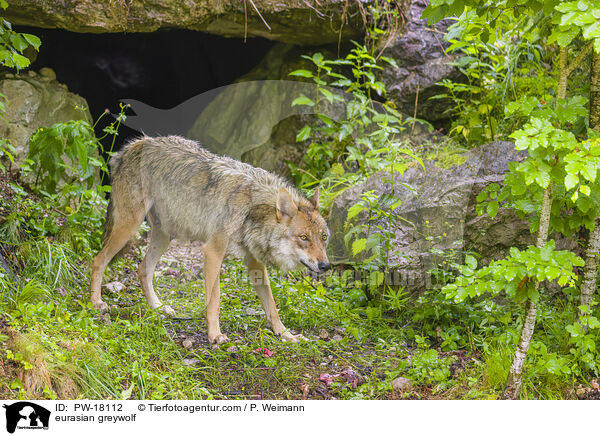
[17,26,276,157]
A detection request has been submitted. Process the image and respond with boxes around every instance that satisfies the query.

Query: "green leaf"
[565,173,579,190]
[295,125,311,142]
[74,140,88,173]
[318,87,335,104]
[288,69,313,78]
[487,201,499,218]
[291,95,315,107]
[12,53,30,69]
[548,26,580,47]
[352,238,367,255]
[9,33,27,51]
[580,184,591,196]
[22,33,41,50]
[539,244,552,262]
[346,203,365,221]
[465,255,477,270]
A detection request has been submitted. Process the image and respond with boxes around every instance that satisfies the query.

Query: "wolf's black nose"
[318,262,331,272]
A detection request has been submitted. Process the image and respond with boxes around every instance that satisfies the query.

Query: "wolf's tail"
[101,197,115,246]
[101,147,127,247]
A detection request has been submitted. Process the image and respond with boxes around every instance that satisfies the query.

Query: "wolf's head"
[245,187,330,273]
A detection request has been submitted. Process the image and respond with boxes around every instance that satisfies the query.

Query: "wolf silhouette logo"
[3,402,51,433]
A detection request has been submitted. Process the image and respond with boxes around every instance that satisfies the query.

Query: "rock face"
[328,141,533,293]
[0,69,91,170]
[380,0,462,121]
[5,0,367,45]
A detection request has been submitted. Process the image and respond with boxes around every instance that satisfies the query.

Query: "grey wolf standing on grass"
[90,136,330,343]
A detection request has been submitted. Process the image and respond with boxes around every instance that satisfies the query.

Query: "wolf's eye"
[299,235,309,241]
[322,234,328,241]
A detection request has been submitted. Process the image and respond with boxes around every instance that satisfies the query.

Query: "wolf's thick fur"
[90,136,330,343]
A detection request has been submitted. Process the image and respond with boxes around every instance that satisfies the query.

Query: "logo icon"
[3,402,51,433]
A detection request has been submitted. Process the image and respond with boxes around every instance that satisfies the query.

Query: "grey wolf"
[90,136,330,343]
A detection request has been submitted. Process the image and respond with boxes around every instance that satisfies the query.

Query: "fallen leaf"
[340,368,364,388]
[319,373,334,386]
[253,347,274,357]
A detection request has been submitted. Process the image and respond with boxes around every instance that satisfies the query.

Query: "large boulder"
[5,0,369,45]
[328,141,535,293]
[380,0,462,122]
[0,69,91,170]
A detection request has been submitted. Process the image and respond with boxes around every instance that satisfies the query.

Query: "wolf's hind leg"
[244,254,304,343]
[90,208,145,312]
[203,237,228,344]
[139,222,174,316]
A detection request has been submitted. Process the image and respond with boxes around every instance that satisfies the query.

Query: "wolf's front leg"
[204,237,229,344]
[245,255,304,343]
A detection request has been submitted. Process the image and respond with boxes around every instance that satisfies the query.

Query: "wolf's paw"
[92,300,109,313]
[160,305,176,317]
[280,331,306,343]
[208,333,229,344]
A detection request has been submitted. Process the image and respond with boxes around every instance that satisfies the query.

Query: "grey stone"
[328,141,541,293]
[4,0,371,45]
[182,339,194,350]
[0,70,91,171]
[380,0,463,122]
[392,376,411,392]
[103,281,126,293]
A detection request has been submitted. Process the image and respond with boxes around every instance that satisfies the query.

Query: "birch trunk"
[502,48,572,399]
[502,183,554,399]
[590,49,600,131]
[579,49,600,314]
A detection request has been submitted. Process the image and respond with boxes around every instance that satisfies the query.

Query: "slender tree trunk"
[558,49,568,100]
[590,49,600,130]
[503,48,572,399]
[502,183,554,399]
[580,220,600,313]
[502,48,571,399]
[579,49,600,314]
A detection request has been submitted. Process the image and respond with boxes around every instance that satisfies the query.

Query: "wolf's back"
[103,135,309,245]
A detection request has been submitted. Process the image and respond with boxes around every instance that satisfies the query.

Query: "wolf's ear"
[276,188,298,221]
[311,186,320,211]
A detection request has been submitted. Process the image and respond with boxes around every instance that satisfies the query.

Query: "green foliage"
[551,0,600,51]
[407,349,454,386]
[3,104,130,254]
[0,2,40,69]
[25,119,104,193]
[288,44,421,195]
[478,100,600,236]
[424,0,600,55]
[434,10,559,145]
[444,241,583,304]
[0,139,15,174]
